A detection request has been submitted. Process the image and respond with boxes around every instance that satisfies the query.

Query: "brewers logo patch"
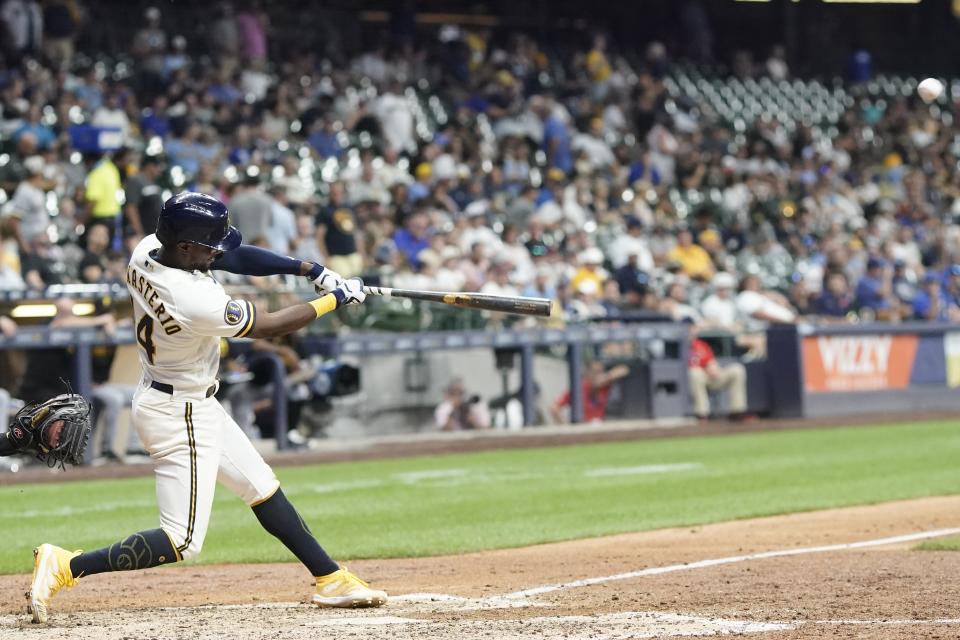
[224,301,244,325]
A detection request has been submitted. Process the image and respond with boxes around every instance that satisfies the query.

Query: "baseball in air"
[917,78,944,103]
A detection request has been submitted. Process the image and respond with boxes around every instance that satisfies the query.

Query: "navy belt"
[151,380,217,398]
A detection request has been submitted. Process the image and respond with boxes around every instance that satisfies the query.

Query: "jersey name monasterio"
[126,235,256,389]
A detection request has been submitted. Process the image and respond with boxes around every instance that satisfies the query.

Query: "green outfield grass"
[0,419,958,574]
[917,537,960,551]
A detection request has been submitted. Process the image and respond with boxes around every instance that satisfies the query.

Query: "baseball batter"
[24,192,387,623]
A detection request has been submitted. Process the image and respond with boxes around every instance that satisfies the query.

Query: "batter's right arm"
[247,279,366,339]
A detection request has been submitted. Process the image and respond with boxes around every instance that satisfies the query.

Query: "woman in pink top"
[236,6,267,63]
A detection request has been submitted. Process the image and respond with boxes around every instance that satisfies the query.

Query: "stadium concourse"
[2,2,960,457]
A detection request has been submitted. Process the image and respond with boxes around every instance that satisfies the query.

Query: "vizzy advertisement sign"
[802,335,917,392]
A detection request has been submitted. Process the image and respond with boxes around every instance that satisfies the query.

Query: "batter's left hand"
[309,264,344,295]
[334,278,366,307]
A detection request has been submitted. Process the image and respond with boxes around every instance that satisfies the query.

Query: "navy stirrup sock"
[69,528,179,578]
[252,488,339,577]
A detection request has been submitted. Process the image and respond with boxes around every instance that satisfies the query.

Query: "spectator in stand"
[736,226,794,291]
[459,202,502,256]
[669,227,714,280]
[92,90,132,145]
[0,230,27,290]
[856,257,897,320]
[499,224,535,286]
[585,33,612,101]
[2,0,43,63]
[393,209,430,266]
[163,123,219,176]
[570,247,606,295]
[78,223,110,283]
[550,360,629,424]
[21,232,63,289]
[140,95,170,139]
[209,1,239,71]
[607,216,654,273]
[736,274,796,328]
[229,173,273,247]
[534,96,573,175]
[913,272,955,321]
[236,1,269,66]
[292,213,322,264]
[660,280,701,323]
[123,154,165,239]
[700,272,739,330]
[315,181,362,277]
[266,184,297,255]
[688,330,750,422]
[433,246,466,291]
[599,279,623,317]
[614,255,650,310]
[81,152,123,251]
[434,378,491,431]
[374,81,416,155]
[523,265,557,299]
[13,104,55,149]
[814,271,855,320]
[130,5,166,96]
[572,118,615,170]
[3,155,48,254]
[308,116,343,160]
[0,133,38,194]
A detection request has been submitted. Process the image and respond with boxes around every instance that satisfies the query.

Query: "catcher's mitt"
[7,394,92,468]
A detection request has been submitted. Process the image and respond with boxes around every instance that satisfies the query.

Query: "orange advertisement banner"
[803,335,918,393]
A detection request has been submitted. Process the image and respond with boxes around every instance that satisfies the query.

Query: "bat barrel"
[362,287,552,317]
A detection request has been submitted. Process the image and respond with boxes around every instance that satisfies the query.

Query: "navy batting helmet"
[156,192,242,251]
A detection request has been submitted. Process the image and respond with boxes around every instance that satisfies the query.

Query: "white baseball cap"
[712,272,736,290]
[24,156,45,176]
[578,247,604,265]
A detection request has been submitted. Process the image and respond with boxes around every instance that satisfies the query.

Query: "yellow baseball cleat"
[312,567,387,608]
[25,544,81,623]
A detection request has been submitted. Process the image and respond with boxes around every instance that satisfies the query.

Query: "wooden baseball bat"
[362,286,552,317]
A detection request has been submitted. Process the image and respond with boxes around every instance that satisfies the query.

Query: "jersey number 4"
[136,314,156,365]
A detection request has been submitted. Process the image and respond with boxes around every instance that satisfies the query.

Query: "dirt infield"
[1,496,958,639]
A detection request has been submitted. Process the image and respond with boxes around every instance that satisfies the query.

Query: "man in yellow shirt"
[586,34,612,101]
[668,227,715,280]
[586,34,611,83]
[82,152,122,250]
[570,247,606,294]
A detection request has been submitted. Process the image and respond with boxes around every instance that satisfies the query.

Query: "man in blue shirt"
[855,257,892,315]
[14,105,55,149]
[943,264,960,307]
[543,113,573,175]
[392,209,431,265]
[814,272,854,318]
[913,273,952,321]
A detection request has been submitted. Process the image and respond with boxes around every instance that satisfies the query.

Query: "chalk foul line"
[502,527,960,599]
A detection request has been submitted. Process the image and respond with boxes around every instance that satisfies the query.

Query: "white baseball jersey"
[126,234,256,389]
[126,234,278,561]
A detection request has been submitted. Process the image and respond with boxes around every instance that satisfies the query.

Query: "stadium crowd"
[2,2,959,332]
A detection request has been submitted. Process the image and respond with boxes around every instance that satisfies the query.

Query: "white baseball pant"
[131,381,280,560]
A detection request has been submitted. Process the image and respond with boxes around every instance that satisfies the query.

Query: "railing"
[0,322,691,440]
